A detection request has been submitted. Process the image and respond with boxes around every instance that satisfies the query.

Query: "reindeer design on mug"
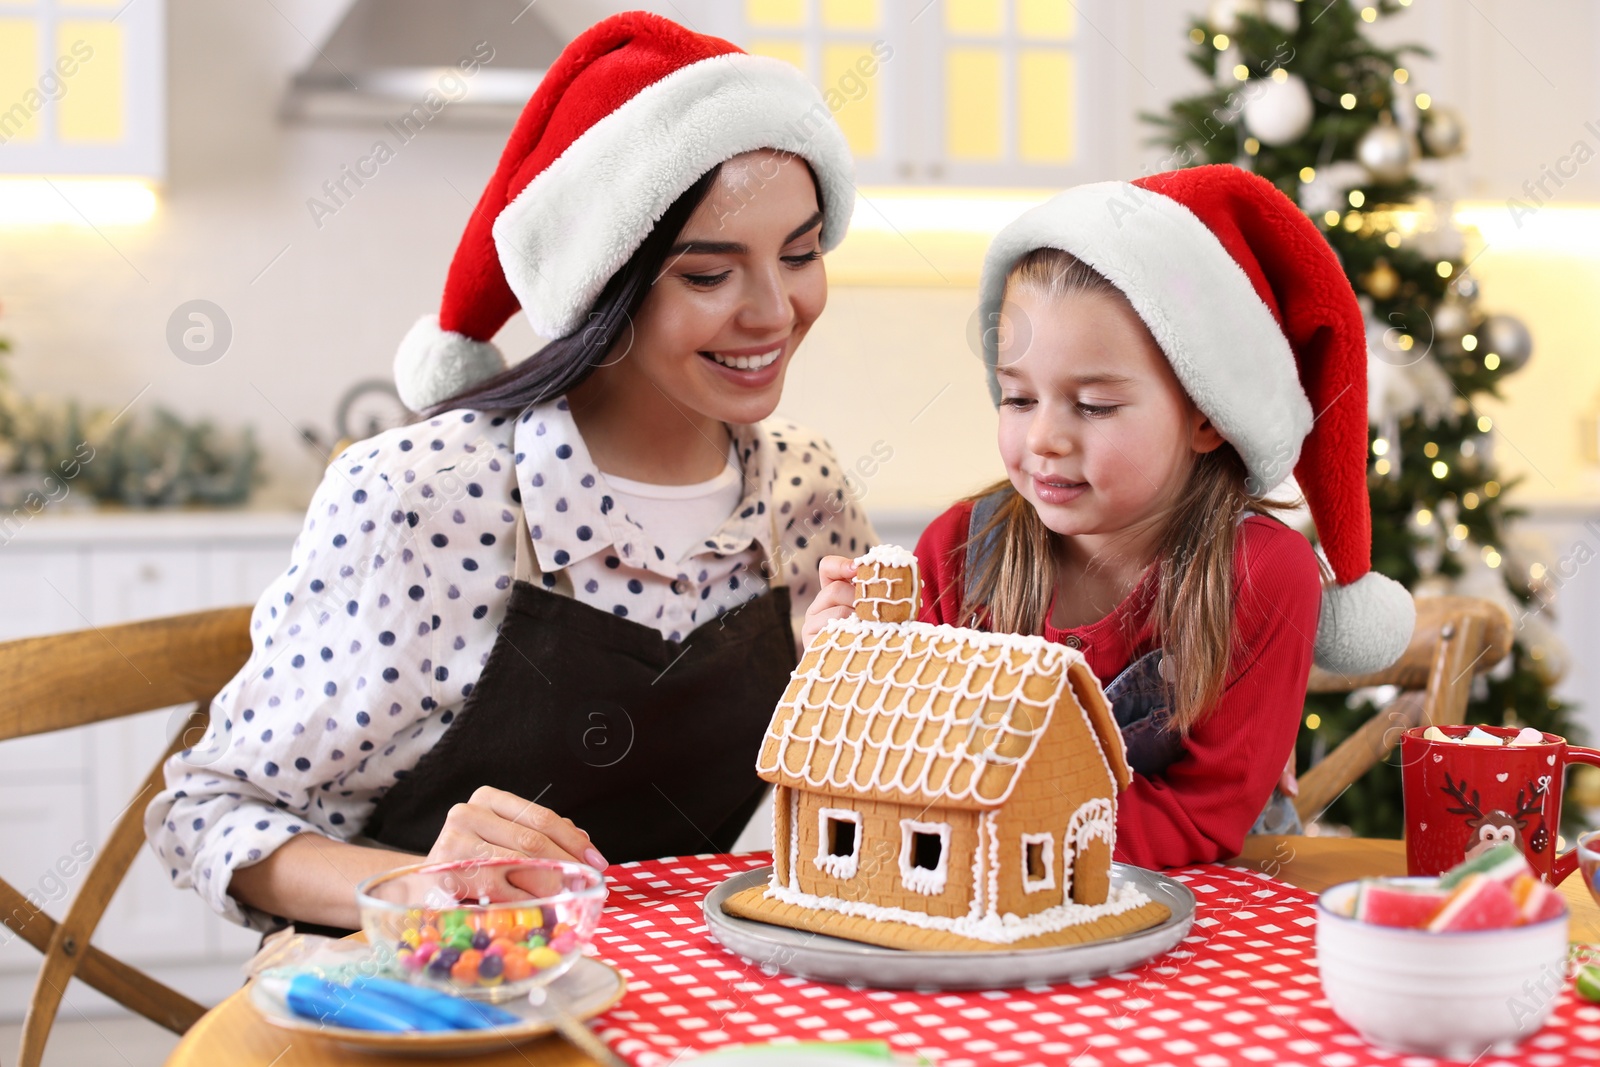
[1441,771,1548,859]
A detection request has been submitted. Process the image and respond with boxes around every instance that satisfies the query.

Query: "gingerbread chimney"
[852,545,920,623]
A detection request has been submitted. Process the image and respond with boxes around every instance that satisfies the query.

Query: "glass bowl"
[356,857,606,1002]
[1578,830,1600,908]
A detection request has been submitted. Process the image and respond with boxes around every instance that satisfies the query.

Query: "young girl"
[804,165,1414,869]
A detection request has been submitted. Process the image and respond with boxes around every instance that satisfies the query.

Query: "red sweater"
[914,502,1321,869]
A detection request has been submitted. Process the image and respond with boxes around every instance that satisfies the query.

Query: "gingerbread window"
[814,807,863,879]
[899,819,951,895]
[1021,832,1055,893]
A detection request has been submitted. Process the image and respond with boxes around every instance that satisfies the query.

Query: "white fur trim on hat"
[394,314,506,412]
[1314,569,1416,676]
[493,53,856,340]
[979,182,1313,495]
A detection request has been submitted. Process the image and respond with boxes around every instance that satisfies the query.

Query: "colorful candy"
[389,906,575,992]
[1335,843,1566,932]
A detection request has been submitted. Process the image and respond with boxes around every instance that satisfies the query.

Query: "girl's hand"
[801,555,859,646]
[427,786,608,897]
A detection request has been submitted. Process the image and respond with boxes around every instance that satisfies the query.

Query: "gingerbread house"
[723,547,1170,951]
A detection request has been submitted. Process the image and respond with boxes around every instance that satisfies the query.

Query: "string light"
[1462,334,1478,351]
[1484,352,1501,370]
[1416,508,1434,526]
[1306,713,1322,730]
[1213,33,1230,49]
[1453,523,1470,540]
[1478,415,1493,432]
[1416,93,1432,109]
[1432,460,1450,478]
[1243,136,1261,154]
[1190,27,1207,44]
[1234,63,1250,81]
[1463,491,1480,509]
[1341,92,1358,109]
[1348,190,1366,207]
[1361,6,1378,21]
[1272,68,1289,83]
[1372,438,1390,456]
[1423,442,1439,458]
[1394,68,1410,84]
[1460,439,1476,457]
[1324,210,1341,226]
[1531,562,1547,580]
[1374,458,1392,476]
[1483,545,1502,568]
[1436,261,1453,277]
[1385,231,1402,247]
[1485,480,1501,497]
[1300,166,1316,182]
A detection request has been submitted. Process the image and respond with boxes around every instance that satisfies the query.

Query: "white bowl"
[1317,878,1568,1060]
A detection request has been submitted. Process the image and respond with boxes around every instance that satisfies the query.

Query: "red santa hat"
[395,11,856,412]
[978,164,1415,676]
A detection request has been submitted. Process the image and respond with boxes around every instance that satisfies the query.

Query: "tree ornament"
[1361,259,1400,300]
[1207,0,1264,31]
[1430,296,1472,346]
[1243,72,1314,145]
[1297,160,1365,217]
[1452,276,1480,301]
[1421,106,1466,156]
[1263,0,1299,31]
[1481,313,1533,373]
[1357,115,1413,184]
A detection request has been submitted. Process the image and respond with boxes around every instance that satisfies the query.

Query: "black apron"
[289,511,795,937]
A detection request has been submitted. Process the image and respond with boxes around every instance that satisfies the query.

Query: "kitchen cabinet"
[0,510,300,1018]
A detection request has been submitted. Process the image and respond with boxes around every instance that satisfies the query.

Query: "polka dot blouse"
[144,397,877,930]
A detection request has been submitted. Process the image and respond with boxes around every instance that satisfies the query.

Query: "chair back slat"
[0,608,250,1065]
[1305,595,1511,693]
[0,606,252,742]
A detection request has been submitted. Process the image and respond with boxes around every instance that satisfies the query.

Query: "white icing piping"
[854,544,918,568]
[813,807,863,879]
[897,819,952,896]
[764,879,1153,945]
[786,788,800,891]
[968,813,988,922]
[986,809,1000,921]
[1021,832,1056,893]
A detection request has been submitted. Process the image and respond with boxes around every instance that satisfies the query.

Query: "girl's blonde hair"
[962,247,1314,733]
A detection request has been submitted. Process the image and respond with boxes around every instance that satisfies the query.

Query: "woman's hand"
[428,786,608,898]
[800,555,859,647]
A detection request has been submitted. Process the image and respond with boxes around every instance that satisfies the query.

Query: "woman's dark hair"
[425,163,725,417]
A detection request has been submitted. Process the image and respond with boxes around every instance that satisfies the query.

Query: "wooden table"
[164,837,1600,1066]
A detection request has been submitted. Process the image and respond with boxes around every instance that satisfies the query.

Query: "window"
[704,0,1091,186]
[1021,831,1055,892]
[814,807,863,878]
[0,0,165,176]
[898,818,951,895]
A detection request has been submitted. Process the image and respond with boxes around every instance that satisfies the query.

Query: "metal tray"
[703,864,1195,991]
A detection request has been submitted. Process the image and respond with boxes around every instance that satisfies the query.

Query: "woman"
[146,12,873,933]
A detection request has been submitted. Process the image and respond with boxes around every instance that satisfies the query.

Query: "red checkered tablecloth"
[588,852,1599,1067]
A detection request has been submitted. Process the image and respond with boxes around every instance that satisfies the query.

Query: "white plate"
[247,955,626,1056]
[703,864,1194,990]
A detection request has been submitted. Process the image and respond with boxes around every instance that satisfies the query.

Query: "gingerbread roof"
[756,617,1130,810]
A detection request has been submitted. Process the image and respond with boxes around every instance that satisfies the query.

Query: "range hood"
[282,0,568,124]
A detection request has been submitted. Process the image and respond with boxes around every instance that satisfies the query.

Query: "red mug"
[1401,724,1600,884]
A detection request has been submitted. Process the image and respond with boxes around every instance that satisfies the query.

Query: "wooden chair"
[0,606,253,1067]
[1293,595,1515,824]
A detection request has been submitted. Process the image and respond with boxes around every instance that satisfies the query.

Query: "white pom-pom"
[1314,570,1417,677]
[393,314,506,412]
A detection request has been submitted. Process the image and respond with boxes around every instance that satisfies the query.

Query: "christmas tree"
[1146,0,1577,837]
